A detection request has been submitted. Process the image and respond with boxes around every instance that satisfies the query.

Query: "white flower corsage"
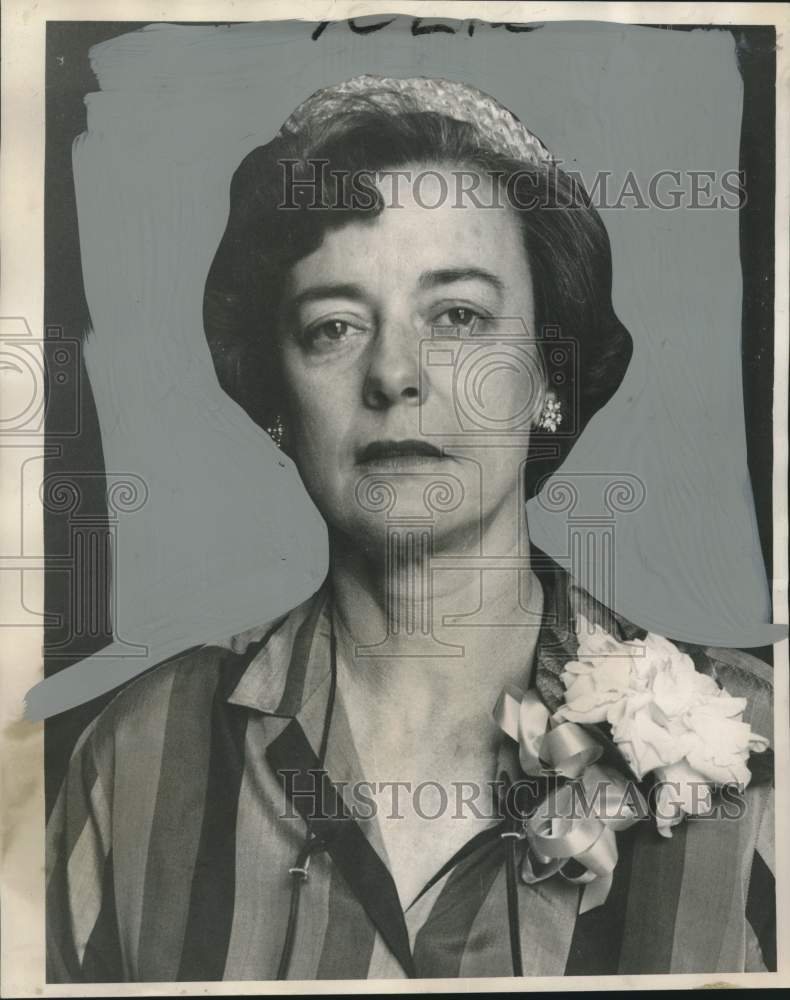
[554,615,770,837]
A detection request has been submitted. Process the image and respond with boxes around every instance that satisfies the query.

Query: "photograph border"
[1,2,788,995]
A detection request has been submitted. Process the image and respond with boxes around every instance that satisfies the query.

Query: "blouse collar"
[222,545,645,722]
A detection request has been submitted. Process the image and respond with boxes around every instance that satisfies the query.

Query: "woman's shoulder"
[537,552,776,740]
[697,644,774,743]
[556,563,774,714]
[76,643,234,763]
[83,586,326,753]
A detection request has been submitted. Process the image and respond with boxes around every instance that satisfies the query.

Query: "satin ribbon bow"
[494,685,645,914]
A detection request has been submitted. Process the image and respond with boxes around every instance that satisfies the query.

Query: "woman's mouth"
[355,439,448,466]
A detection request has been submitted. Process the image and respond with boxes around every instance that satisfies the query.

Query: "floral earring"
[538,392,562,432]
[267,413,286,449]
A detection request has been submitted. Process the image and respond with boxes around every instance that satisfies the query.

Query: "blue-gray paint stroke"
[24,19,784,721]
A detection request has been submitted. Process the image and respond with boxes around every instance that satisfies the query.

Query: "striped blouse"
[46,554,776,982]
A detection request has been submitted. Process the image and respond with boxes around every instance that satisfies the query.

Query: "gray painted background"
[26,19,784,719]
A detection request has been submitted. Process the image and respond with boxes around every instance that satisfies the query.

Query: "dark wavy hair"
[203,96,633,497]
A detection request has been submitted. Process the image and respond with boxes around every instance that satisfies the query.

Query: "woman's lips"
[355,439,448,466]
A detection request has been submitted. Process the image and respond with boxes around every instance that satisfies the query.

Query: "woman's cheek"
[293,405,346,488]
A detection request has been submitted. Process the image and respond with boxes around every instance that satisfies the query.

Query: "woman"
[47,75,775,982]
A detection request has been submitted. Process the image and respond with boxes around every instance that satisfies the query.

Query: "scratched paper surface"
[28,18,781,725]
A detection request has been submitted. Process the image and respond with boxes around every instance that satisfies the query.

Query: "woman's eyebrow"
[418,267,505,294]
[288,282,367,309]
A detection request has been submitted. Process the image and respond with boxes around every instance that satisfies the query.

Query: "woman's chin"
[329,507,475,560]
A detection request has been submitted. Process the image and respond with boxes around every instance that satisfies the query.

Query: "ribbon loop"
[495,686,647,912]
[494,686,603,778]
[539,724,602,778]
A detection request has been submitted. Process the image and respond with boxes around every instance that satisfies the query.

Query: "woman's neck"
[326,508,544,714]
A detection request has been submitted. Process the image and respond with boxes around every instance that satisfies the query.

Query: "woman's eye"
[314,320,349,340]
[435,307,481,329]
[303,319,364,351]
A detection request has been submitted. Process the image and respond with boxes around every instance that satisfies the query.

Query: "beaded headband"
[280,74,555,167]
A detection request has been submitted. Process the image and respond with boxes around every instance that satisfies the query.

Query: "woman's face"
[278,166,542,551]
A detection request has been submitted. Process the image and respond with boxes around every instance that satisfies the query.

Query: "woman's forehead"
[289,171,529,293]
[370,161,501,209]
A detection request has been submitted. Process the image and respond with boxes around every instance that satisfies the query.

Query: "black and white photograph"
[1,1,788,993]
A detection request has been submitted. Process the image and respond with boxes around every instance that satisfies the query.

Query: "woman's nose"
[362,320,426,410]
